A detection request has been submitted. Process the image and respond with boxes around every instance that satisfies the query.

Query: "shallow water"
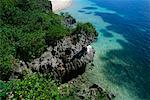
[61,0,150,100]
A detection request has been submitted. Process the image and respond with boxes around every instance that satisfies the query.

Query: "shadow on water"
[78,9,92,15]
[82,7,98,10]
[89,0,150,29]
[78,10,85,13]
[94,11,150,99]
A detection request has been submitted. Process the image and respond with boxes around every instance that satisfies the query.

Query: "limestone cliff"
[11,16,98,83]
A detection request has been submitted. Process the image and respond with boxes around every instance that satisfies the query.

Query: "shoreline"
[51,0,72,12]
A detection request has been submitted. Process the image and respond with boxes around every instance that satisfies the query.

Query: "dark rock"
[51,50,56,56]
[60,13,77,28]
[107,92,116,100]
[65,48,72,55]
[89,84,99,89]
[64,15,76,27]
[71,47,87,61]
[11,15,98,83]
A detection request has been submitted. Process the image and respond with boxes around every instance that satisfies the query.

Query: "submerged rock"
[59,73,115,100]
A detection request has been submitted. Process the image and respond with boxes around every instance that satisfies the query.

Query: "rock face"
[11,16,98,83]
[29,26,97,82]
[63,15,76,28]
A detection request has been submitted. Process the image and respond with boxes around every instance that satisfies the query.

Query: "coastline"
[50,0,72,12]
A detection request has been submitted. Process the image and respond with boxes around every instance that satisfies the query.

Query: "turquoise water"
[61,0,150,100]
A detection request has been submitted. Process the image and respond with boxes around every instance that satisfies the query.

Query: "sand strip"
[50,0,72,12]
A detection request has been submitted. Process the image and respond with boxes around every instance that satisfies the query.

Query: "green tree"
[0,31,16,80]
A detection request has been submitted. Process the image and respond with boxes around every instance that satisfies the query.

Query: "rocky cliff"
[30,25,97,82]
[11,15,98,83]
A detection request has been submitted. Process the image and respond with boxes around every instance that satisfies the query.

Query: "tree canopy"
[0,0,70,80]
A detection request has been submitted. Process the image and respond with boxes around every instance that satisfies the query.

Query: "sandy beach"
[50,0,72,12]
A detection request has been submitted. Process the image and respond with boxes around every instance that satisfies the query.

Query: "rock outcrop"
[59,73,116,100]
[11,15,98,83]
[29,25,97,82]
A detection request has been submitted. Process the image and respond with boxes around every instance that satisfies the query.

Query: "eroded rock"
[11,16,98,83]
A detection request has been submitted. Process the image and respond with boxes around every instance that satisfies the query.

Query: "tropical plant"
[0,73,60,100]
[0,0,71,79]
[75,22,96,35]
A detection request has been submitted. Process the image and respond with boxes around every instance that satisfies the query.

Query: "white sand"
[50,0,72,12]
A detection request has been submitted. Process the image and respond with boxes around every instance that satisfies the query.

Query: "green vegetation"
[0,0,96,80]
[0,0,70,79]
[0,73,109,100]
[0,0,99,99]
[0,73,60,99]
[0,80,7,98]
[0,33,15,80]
[75,22,97,36]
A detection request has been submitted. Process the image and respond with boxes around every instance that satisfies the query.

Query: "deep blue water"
[62,0,150,99]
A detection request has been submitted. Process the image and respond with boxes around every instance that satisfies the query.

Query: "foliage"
[15,29,46,61]
[0,80,7,98]
[0,33,15,80]
[46,24,70,39]
[0,0,99,99]
[46,12,71,39]
[75,22,96,35]
[0,0,71,79]
[0,73,60,100]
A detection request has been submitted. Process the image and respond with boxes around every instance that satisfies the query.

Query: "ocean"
[61,0,150,100]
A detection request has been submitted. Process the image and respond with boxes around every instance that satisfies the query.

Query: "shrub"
[0,80,7,98]
[16,30,47,61]
[75,22,96,35]
[0,0,70,60]
[0,33,15,80]
[0,0,71,78]
[1,73,60,99]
